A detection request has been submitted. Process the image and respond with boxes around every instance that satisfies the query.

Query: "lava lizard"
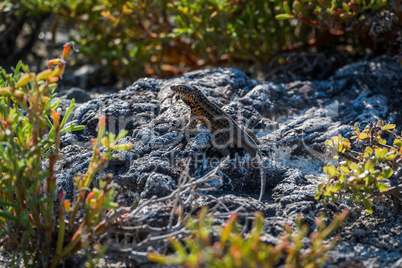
[170,84,266,201]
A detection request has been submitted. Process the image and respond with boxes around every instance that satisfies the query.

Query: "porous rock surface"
[56,56,402,267]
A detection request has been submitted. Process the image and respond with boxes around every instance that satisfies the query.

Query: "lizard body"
[170,84,266,201]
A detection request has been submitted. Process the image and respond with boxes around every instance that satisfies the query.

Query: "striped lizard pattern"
[170,84,266,201]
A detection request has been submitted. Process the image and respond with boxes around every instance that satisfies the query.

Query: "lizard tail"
[257,152,265,202]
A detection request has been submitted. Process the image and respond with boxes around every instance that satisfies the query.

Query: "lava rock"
[52,57,402,267]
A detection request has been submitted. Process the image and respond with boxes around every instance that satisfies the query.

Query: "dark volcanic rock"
[54,56,402,267]
[59,87,91,103]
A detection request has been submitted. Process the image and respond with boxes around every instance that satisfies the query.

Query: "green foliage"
[276,0,389,34]
[169,1,293,63]
[0,49,132,267]
[5,0,295,78]
[4,0,398,78]
[148,207,349,268]
[317,121,402,214]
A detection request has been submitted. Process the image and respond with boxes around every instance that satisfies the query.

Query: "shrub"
[0,43,132,267]
[0,0,294,77]
[2,0,399,79]
[276,0,400,56]
[277,0,390,34]
[316,121,402,214]
[148,207,349,267]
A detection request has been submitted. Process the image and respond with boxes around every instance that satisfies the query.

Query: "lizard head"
[170,84,204,108]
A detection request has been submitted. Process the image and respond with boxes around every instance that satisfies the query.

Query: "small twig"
[370,185,402,197]
[336,150,360,163]
[349,150,362,157]
[116,221,182,233]
[106,155,233,259]
[168,157,191,229]
[373,139,397,151]
[132,227,188,250]
[384,129,398,138]
[195,192,231,213]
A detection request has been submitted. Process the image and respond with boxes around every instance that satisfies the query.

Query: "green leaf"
[325,139,332,147]
[384,152,396,160]
[324,165,336,177]
[372,1,387,9]
[377,182,389,191]
[101,136,109,147]
[45,115,53,128]
[363,198,372,210]
[332,135,340,146]
[48,83,58,90]
[60,124,85,134]
[49,126,56,140]
[0,200,19,208]
[107,132,116,141]
[170,237,187,257]
[383,124,396,130]
[113,143,133,151]
[378,138,386,145]
[374,148,387,159]
[359,132,368,139]
[379,168,393,180]
[104,201,118,210]
[147,253,171,264]
[349,163,357,170]
[342,3,350,13]
[60,98,75,128]
[365,175,375,185]
[14,61,23,76]
[116,129,128,141]
[340,166,350,173]
[354,123,360,135]
[364,160,375,172]
[317,182,324,192]
[283,1,290,14]
[0,211,21,222]
[2,185,17,193]
[28,197,53,206]
[275,14,293,20]
[393,139,402,149]
[372,170,380,177]
[339,142,344,152]
[333,182,342,191]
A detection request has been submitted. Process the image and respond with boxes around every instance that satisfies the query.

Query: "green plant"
[316,121,402,214]
[0,0,327,78]
[276,0,401,56]
[2,0,400,79]
[276,0,389,34]
[148,207,349,268]
[0,43,132,267]
[7,0,295,78]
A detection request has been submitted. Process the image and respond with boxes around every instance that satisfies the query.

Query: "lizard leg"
[181,114,198,140]
[211,132,231,156]
[167,114,197,149]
